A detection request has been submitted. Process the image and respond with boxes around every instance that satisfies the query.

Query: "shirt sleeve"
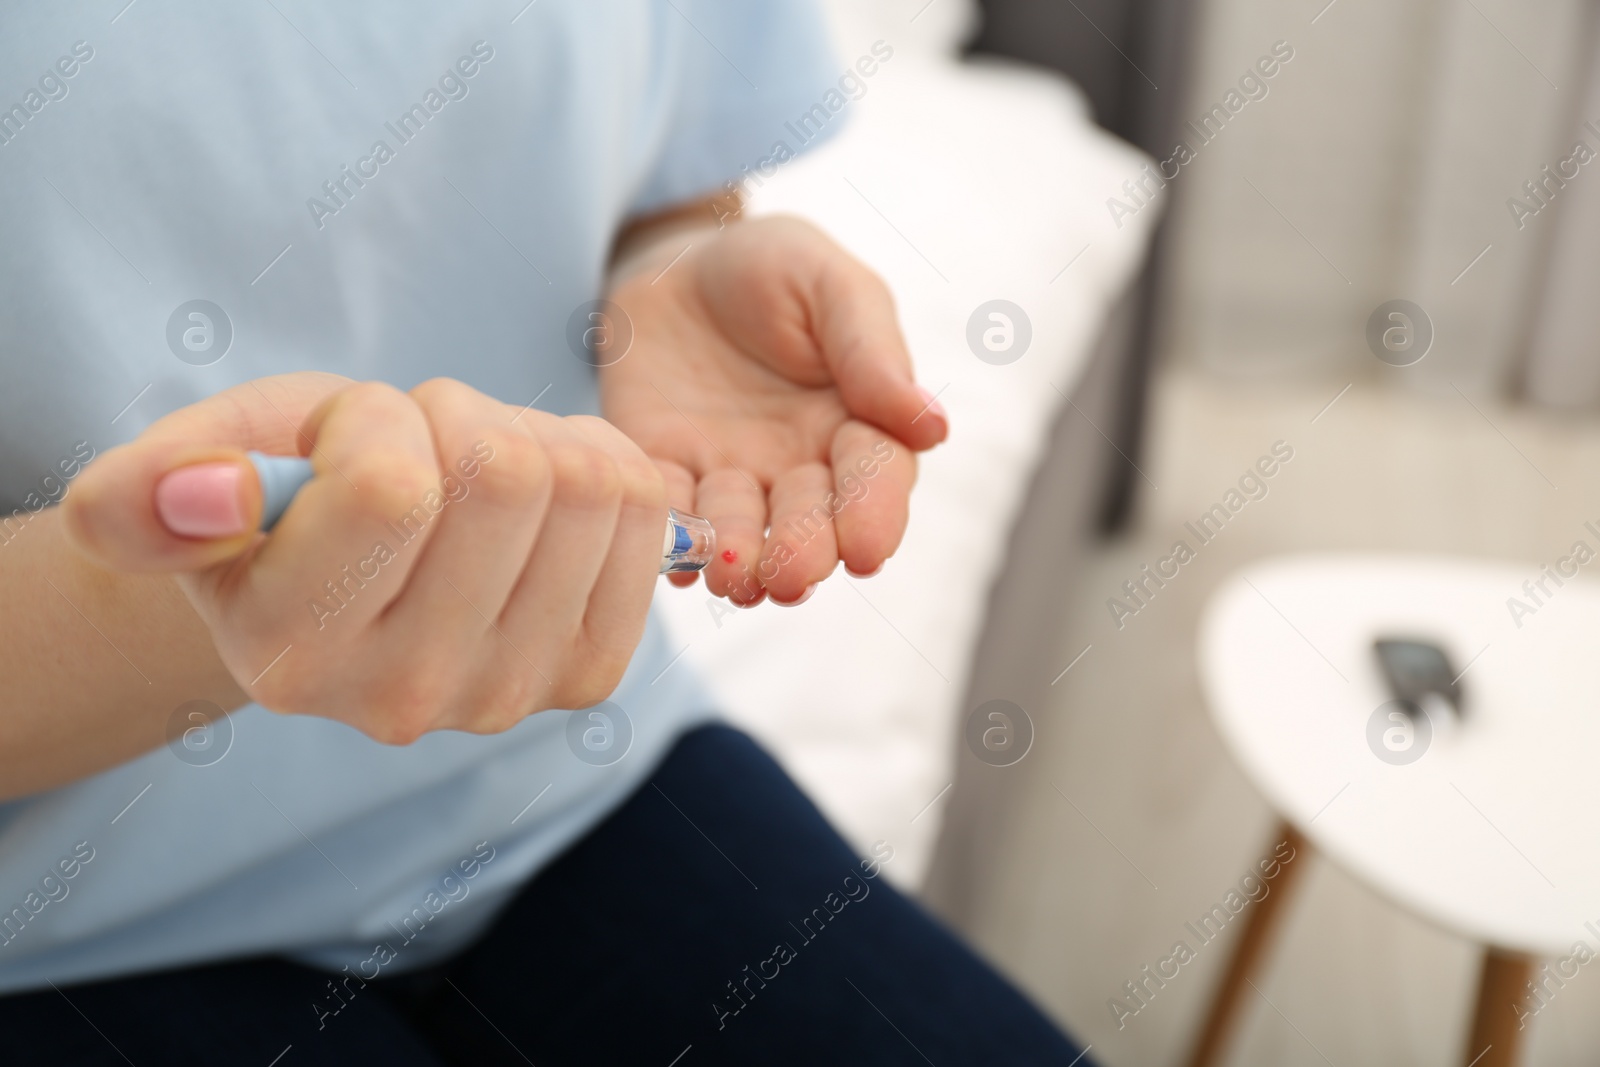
[628,0,844,214]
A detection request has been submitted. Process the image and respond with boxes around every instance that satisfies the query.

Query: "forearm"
[0,508,245,800]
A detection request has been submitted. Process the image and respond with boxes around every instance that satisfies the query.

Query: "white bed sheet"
[654,4,1162,886]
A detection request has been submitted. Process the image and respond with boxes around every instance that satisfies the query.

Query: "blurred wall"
[1158,0,1600,398]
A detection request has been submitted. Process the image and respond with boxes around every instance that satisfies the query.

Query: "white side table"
[1189,555,1600,1067]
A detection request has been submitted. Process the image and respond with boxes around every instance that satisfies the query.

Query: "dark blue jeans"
[1,725,1089,1065]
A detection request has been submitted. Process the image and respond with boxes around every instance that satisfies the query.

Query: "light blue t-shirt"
[0,0,838,993]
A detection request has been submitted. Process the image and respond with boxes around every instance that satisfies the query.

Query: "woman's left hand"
[599,215,947,606]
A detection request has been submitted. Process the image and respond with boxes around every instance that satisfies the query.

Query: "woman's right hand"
[62,372,669,744]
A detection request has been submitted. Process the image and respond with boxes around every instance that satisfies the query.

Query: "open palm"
[599,216,946,605]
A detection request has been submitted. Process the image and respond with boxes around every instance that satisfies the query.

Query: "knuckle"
[364,674,447,745]
[616,453,667,510]
[363,687,438,748]
[408,376,469,410]
[366,713,428,747]
[558,418,659,505]
[558,645,629,709]
[340,379,412,418]
[249,674,306,717]
[546,443,621,509]
[467,427,550,504]
[347,454,439,520]
[236,637,313,713]
[470,659,541,732]
[470,707,523,736]
[560,677,614,712]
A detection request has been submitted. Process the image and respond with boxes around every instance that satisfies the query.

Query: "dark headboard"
[967,0,1199,530]
[967,0,1196,157]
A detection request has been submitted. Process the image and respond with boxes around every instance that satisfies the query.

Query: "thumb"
[63,372,351,573]
[812,258,948,453]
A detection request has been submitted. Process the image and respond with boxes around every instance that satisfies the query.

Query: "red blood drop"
[721,549,738,564]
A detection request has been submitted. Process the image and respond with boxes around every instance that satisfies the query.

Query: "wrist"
[605,189,742,290]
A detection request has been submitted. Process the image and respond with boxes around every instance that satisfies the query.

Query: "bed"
[653,0,1171,897]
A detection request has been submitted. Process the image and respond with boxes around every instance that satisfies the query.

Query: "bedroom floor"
[957,365,1600,1067]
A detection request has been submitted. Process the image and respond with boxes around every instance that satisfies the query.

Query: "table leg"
[1183,821,1310,1067]
[1463,948,1533,1067]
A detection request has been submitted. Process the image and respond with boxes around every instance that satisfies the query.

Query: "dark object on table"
[1373,637,1462,715]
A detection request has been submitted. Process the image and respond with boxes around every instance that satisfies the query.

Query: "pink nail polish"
[916,385,948,424]
[155,462,248,538]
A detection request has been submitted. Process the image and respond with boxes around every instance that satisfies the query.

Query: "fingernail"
[916,385,948,427]
[156,462,248,538]
[771,583,817,608]
[845,561,884,579]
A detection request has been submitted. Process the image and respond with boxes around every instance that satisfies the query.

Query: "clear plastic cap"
[660,508,716,573]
